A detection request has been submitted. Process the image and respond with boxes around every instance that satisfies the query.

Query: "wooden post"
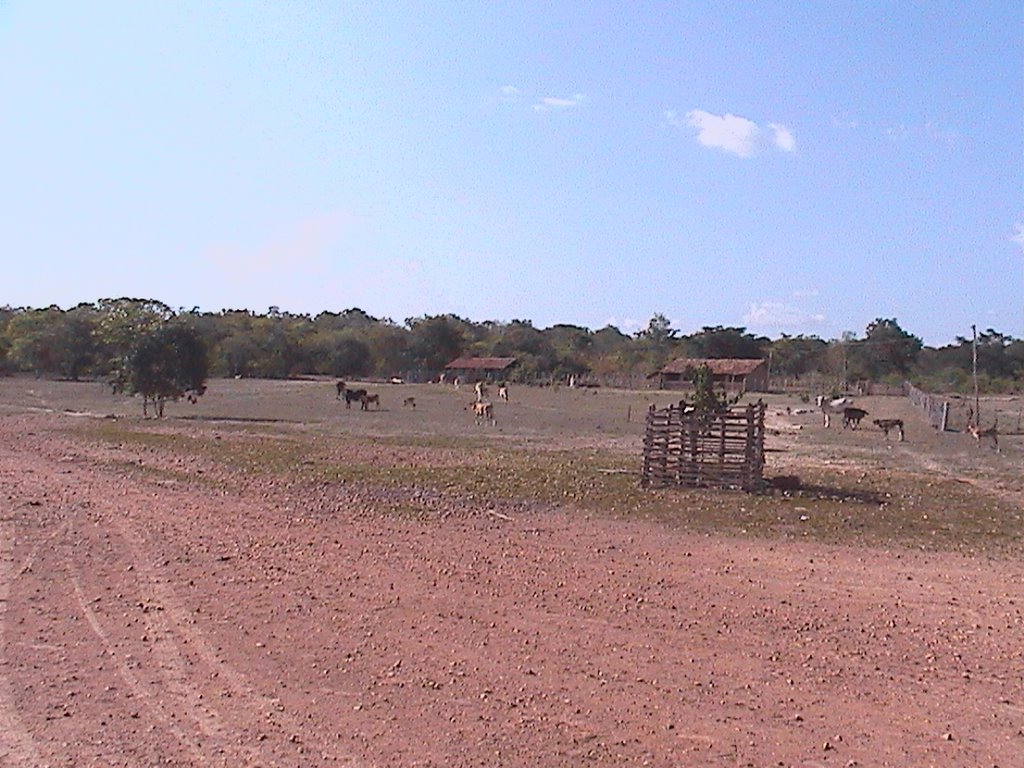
[744,404,755,490]
[972,324,979,427]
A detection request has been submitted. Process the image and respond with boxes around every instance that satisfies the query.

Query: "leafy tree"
[363,323,409,378]
[768,334,828,378]
[313,308,380,333]
[681,326,767,359]
[406,315,466,372]
[633,313,680,370]
[860,317,922,378]
[96,298,175,388]
[3,305,100,379]
[635,313,677,345]
[322,333,372,377]
[126,323,209,416]
[687,364,737,414]
[5,307,64,375]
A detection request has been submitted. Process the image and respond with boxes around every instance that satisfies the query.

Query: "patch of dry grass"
[75,418,1024,555]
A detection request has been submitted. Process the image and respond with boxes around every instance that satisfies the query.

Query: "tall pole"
[972,324,979,427]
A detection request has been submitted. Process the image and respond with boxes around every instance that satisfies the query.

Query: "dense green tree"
[858,317,922,378]
[633,313,680,370]
[4,305,100,379]
[126,323,209,416]
[313,308,380,333]
[96,298,175,388]
[406,315,466,372]
[681,326,767,359]
[635,313,677,345]
[362,323,409,378]
[321,333,373,377]
[768,334,828,378]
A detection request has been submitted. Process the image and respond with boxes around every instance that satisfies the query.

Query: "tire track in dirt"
[66,566,209,766]
[103,512,360,766]
[0,426,360,767]
[0,517,46,767]
[3,424,364,768]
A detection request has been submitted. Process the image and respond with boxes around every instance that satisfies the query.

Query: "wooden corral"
[641,401,767,491]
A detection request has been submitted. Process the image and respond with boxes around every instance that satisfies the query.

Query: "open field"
[1,376,1022,767]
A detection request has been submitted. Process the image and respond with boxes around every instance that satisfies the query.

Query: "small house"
[444,356,518,383]
[650,358,769,393]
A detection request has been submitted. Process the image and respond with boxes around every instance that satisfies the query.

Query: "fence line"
[904,381,949,431]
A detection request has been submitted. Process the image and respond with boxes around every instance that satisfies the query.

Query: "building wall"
[656,363,769,393]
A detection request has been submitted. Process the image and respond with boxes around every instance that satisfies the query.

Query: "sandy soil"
[1,382,1023,767]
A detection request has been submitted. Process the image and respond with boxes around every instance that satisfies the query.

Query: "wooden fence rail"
[641,401,766,492]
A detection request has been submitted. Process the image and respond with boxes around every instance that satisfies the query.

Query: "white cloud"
[676,109,797,158]
[1013,221,1024,253]
[685,110,760,157]
[769,122,796,152]
[743,302,825,330]
[499,85,520,101]
[532,93,586,112]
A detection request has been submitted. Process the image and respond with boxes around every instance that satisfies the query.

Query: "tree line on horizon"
[1,299,1022,394]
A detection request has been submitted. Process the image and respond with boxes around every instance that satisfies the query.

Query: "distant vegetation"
[1,300,1021,393]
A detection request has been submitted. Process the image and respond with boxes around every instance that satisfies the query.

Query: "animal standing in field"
[842,407,869,429]
[497,383,508,402]
[873,418,905,441]
[343,388,367,409]
[967,420,999,452]
[360,392,380,410]
[335,380,347,398]
[468,400,495,426]
[818,396,854,428]
[403,397,416,408]
[474,381,488,401]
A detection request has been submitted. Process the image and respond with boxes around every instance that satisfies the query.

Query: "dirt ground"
[1,377,1022,767]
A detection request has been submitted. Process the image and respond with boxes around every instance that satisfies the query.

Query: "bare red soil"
[1,391,1023,767]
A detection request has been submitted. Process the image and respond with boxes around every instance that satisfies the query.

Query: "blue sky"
[2,1,1021,346]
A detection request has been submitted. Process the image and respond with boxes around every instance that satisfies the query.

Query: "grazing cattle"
[468,400,496,426]
[497,383,509,402]
[818,396,854,428]
[873,418,905,441]
[403,397,416,408]
[842,407,869,429]
[343,388,367,409]
[360,392,380,410]
[335,380,347,399]
[967,421,999,452]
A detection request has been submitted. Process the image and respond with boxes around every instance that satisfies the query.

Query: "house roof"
[655,357,766,376]
[444,356,518,371]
